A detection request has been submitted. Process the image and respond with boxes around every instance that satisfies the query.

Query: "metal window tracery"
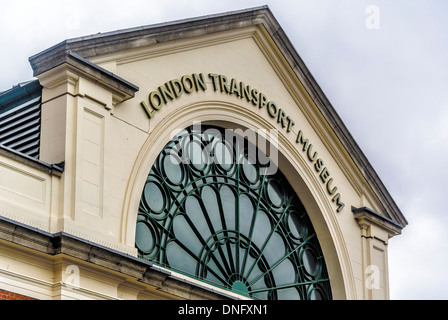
[135,125,332,300]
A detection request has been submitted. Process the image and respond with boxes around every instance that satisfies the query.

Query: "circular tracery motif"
[135,125,332,300]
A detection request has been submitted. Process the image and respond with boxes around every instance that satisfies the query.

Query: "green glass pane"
[135,222,155,254]
[249,271,268,300]
[252,211,271,248]
[246,259,263,285]
[262,231,286,265]
[288,212,306,240]
[271,258,296,286]
[185,196,211,242]
[166,242,197,276]
[205,263,225,286]
[267,180,283,207]
[201,186,222,232]
[214,140,233,170]
[189,138,207,171]
[242,157,258,183]
[239,194,254,237]
[302,248,318,276]
[144,182,165,212]
[163,153,183,185]
[238,247,248,275]
[277,288,301,300]
[220,186,236,230]
[173,215,203,257]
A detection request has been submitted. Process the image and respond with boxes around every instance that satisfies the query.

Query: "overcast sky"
[1,0,447,300]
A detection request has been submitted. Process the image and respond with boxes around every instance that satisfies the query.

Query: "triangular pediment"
[28,5,407,228]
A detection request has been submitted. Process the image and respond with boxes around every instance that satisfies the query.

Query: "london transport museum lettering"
[140,73,345,213]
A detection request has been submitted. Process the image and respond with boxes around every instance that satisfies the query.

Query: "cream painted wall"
[0,24,398,300]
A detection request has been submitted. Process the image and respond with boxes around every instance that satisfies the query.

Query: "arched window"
[135,125,332,300]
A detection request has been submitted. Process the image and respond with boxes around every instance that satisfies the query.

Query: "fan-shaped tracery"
[135,125,332,300]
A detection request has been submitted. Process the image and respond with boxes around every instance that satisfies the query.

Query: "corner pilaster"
[32,51,139,254]
[352,206,403,299]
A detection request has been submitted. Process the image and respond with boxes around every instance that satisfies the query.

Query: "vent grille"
[0,95,41,158]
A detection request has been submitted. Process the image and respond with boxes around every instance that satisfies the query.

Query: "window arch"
[135,125,332,300]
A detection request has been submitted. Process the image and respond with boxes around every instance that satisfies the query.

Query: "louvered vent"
[0,81,42,159]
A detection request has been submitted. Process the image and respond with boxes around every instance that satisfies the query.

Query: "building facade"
[0,6,407,300]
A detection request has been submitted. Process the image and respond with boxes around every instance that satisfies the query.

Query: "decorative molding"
[0,216,237,300]
[33,52,139,105]
[0,145,63,176]
[352,206,404,238]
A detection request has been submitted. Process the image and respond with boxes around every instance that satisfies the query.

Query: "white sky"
[1,0,447,300]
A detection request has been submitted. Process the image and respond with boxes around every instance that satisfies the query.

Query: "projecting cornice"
[28,6,277,76]
[0,216,236,300]
[30,50,139,104]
